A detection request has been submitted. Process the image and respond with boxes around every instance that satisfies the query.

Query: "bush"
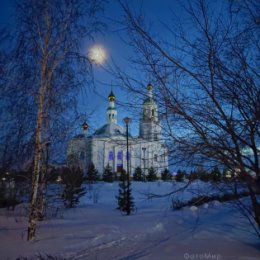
[0,171,18,209]
[199,171,210,182]
[210,167,222,182]
[171,191,251,210]
[61,166,86,208]
[188,171,199,180]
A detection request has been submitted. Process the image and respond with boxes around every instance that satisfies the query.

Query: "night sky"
[0,0,186,136]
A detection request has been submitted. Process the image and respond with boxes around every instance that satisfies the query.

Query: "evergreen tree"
[175,169,185,182]
[133,166,143,181]
[161,168,171,181]
[116,170,135,215]
[102,164,114,182]
[118,169,127,181]
[146,167,157,182]
[210,167,222,182]
[86,162,99,183]
[61,167,86,208]
[0,170,17,209]
[198,168,210,182]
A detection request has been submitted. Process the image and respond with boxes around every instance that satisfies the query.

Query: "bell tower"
[139,83,161,140]
[106,91,117,124]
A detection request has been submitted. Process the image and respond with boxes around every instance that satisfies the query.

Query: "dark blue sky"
[80,0,185,135]
[0,0,185,136]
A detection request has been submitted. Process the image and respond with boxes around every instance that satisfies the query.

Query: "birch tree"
[1,0,105,240]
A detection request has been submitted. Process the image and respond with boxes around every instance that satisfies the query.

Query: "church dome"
[143,82,156,105]
[82,121,89,130]
[108,91,115,102]
[147,82,153,91]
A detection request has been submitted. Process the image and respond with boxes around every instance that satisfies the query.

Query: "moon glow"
[88,45,107,65]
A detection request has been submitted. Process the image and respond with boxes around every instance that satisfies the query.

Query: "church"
[67,83,168,177]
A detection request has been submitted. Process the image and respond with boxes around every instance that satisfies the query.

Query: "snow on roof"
[93,122,126,138]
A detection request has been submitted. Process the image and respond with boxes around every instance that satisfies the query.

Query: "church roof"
[108,91,115,102]
[93,123,126,138]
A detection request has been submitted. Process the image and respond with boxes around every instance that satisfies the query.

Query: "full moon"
[88,44,107,65]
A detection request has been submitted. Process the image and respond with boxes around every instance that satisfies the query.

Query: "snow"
[0,181,259,260]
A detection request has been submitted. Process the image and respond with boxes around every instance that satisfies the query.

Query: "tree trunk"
[27,80,45,241]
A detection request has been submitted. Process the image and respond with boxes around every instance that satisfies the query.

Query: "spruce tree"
[161,168,171,181]
[175,169,185,182]
[133,166,143,181]
[146,167,157,181]
[116,170,135,215]
[102,164,114,182]
[86,162,99,183]
[61,167,86,208]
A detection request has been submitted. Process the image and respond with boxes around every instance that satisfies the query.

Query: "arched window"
[117,150,123,161]
[109,151,113,161]
[152,109,155,117]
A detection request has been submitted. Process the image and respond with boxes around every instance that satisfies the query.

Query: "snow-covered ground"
[0,181,259,260]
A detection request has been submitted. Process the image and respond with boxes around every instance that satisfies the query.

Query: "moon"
[88,44,107,65]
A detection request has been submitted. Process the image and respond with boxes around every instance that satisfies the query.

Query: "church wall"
[67,85,168,178]
[68,136,168,178]
[91,138,105,175]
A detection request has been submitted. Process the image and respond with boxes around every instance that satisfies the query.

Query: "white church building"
[67,83,168,177]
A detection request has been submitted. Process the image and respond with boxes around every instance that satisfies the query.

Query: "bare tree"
[114,0,260,233]
[1,0,105,240]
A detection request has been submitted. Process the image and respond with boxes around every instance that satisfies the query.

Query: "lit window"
[109,151,113,161]
[117,151,123,160]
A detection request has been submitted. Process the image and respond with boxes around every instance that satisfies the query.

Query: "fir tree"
[86,162,99,183]
[102,164,114,182]
[175,169,185,182]
[116,170,135,215]
[161,168,171,181]
[61,167,86,208]
[133,166,144,181]
[146,167,157,182]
